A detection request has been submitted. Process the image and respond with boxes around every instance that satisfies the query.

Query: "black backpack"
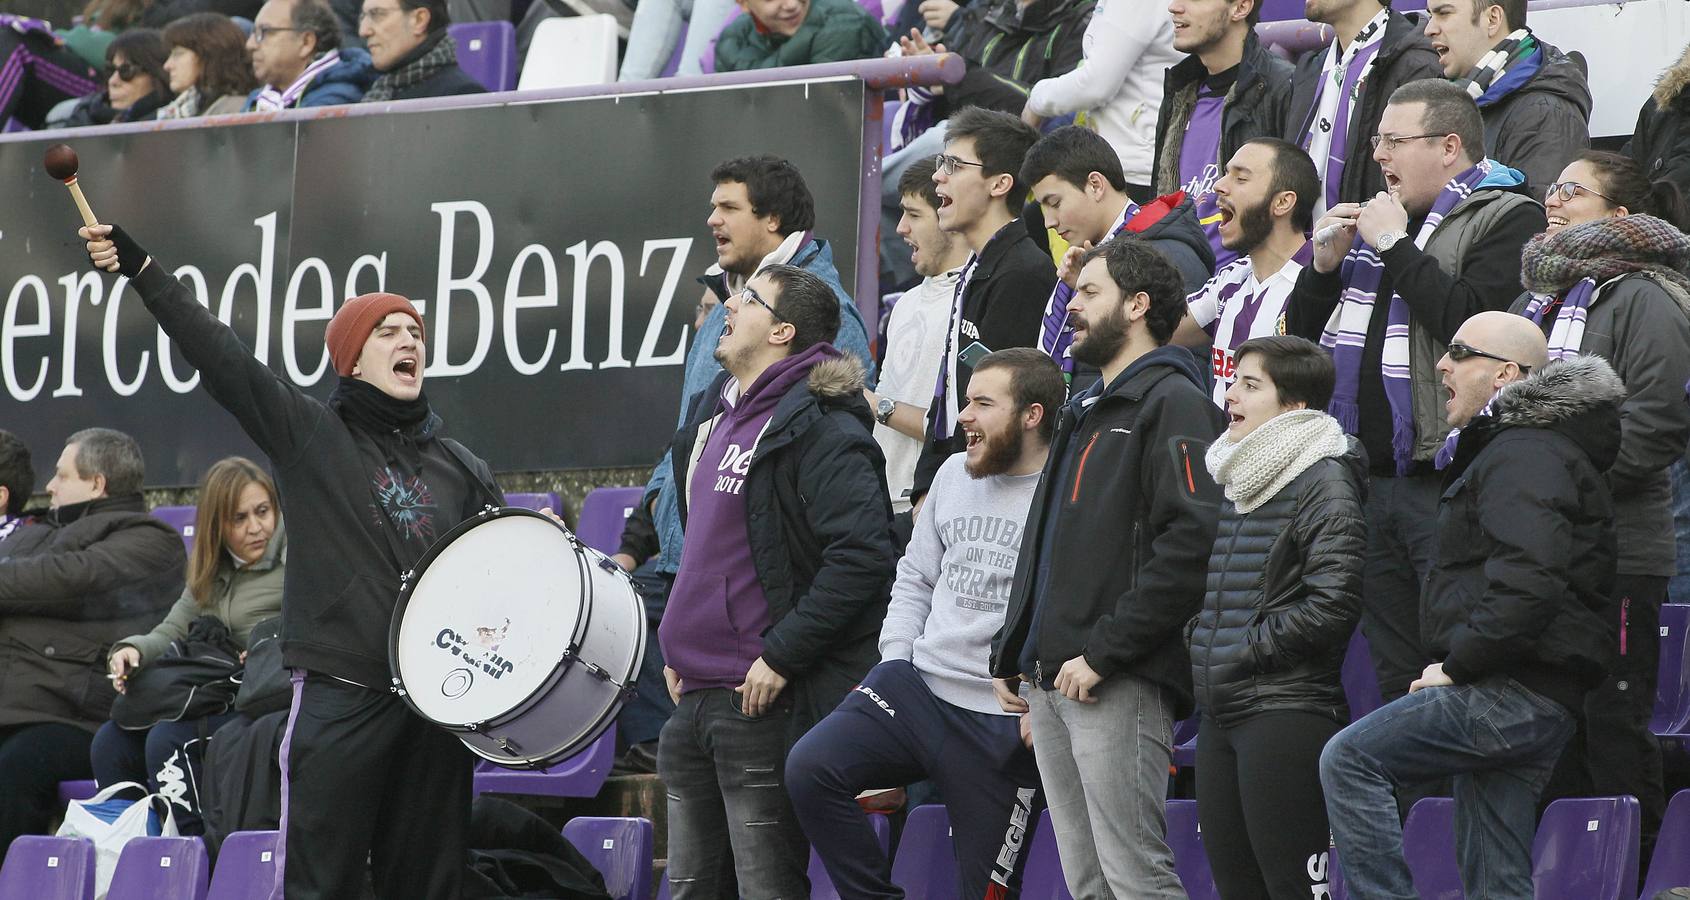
[110,616,243,730]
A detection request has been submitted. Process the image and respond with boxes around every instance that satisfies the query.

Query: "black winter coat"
[0,495,184,731]
[388,63,488,100]
[1427,355,1625,713]
[1625,49,1690,203]
[1479,39,1591,204]
[937,0,1094,115]
[1153,32,1294,196]
[990,346,1224,719]
[1284,10,1441,206]
[672,355,897,742]
[1188,439,1366,728]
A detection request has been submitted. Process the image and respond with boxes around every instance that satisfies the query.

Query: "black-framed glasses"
[1369,132,1448,152]
[1447,340,1531,372]
[1545,180,1616,205]
[105,62,141,81]
[739,284,786,323]
[250,24,304,43]
[934,153,987,176]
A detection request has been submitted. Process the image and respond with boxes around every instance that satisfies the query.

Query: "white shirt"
[875,268,961,512]
[1304,10,1390,221]
[1024,0,1183,185]
[1187,255,1304,407]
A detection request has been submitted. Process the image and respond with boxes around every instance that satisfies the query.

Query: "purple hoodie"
[660,343,841,692]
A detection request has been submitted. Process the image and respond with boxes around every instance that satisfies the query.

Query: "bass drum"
[388,506,645,768]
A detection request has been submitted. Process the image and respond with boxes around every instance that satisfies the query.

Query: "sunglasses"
[105,62,142,81]
[1447,340,1531,372]
[1544,181,1616,205]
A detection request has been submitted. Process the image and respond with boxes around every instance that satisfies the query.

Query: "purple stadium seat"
[563,816,653,900]
[152,505,197,551]
[472,728,616,798]
[1173,715,1199,767]
[1640,789,1690,898]
[58,780,98,804]
[1167,798,1218,900]
[1533,796,1640,900]
[890,804,959,900]
[108,836,210,900]
[1342,625,1383,722]
[448,21,517,92]
[0,836,97,900]
[1020,809,1073,900]
[2,118,30,132]
[808,812,892,900]
[1402,797,1462,900]
[1653,605,1690,742]
[205,831,278,900]
[576,485,646,556]
[502,491,562,514]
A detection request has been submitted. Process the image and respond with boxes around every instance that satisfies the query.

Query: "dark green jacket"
[714,0,888,72]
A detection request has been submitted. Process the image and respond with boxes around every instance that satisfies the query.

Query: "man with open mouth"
[1282,78,1543,716]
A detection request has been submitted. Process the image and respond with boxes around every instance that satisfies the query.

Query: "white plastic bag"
[55,781,180,899]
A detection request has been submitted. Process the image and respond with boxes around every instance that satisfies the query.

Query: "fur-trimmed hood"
[1489,355,1625,472]
[805,353,867,399]
[1656,43,1690,108]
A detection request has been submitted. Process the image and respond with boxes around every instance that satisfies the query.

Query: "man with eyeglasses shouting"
[358,0,485,101]
[243,0,374,111]
[909,107,1055,508]
[1321,310,1626,900]
[1283,78,1544,713]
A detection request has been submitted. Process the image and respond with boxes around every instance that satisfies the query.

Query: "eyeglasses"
[105,62,141,81]
[1447,340,1531,372]
[1369,132,1448,152]
[1544,180,1615,205]
[738,284,786,323]
[933,153,987,176]
[250,24,304,43]
[358,6,402,23]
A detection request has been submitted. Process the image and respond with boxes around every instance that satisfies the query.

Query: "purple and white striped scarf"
[1434,396,1493,470]
[1320,159,1491,474]
[1519,277,1596,359]
[252,50,342,112]
[1036,200,1140,375]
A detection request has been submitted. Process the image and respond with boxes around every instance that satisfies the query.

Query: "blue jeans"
[1319,677,1575,900]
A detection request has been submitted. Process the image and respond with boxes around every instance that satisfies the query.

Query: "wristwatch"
[876,396,897,425]
[1375,230,1407,253]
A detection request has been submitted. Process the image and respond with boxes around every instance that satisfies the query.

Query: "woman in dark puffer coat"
[1187,335,1366,900]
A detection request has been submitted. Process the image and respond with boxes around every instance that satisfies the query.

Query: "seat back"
[1341,626,1384,721]
[1654,604,1690,736]
[0,836,97,900]
[108,836,210,900]
[1403,797,1463,900]
[1642,789,1690,898]
[518,15,618,89]
[576,486,646,555]
[205,831,278,900]
[1531,796,1640,900]
[472,728,616,798]
[152,504,198,550]
[448,20,517,91]
[562,817,653,900]
[807,812,892,900]
[890,805,959,900]
[1019,809,1073,900]
[1166,799,1218,900]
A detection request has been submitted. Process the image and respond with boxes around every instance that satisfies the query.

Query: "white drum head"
[393,513,584,726]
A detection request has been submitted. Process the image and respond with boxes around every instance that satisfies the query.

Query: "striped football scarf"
[1454,29,1532,102]
[1036,200,1140,375]
[253,50,342,112]
[1320,159,1491,474]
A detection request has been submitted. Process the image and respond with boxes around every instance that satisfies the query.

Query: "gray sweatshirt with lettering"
[879,454,1041,715]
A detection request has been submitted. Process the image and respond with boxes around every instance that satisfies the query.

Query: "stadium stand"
[107,836,211,900]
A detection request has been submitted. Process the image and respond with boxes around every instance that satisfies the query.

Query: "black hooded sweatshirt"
[127,258,502,689]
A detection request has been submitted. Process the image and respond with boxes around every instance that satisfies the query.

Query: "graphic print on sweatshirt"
[935,514,1024,614]
[370,465,438,544]
[712,442,754,496]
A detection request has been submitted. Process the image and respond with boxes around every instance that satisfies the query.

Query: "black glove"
[93,224,150,279]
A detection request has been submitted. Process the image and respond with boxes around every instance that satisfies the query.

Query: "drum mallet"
[43,144,99,227]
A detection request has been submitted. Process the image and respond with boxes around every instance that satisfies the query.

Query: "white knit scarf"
[1206,409,1350,514]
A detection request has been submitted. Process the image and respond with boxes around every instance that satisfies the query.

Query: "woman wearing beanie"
[1187,335,1366,900]
[1511,150,1690,854]
[77,222,505,899]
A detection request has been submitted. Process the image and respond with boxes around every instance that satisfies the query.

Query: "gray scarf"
[1206,409,1350,514]
[364,32,459,103]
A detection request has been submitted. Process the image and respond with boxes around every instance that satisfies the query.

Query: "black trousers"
[1196,711,1342,900]
[0,722,94,853]
[1542,574,1667,849]
[1360,472,1442,701]
[274,672,472,899]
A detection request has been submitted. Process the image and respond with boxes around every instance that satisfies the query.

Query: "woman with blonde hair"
[89,456,285,835]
